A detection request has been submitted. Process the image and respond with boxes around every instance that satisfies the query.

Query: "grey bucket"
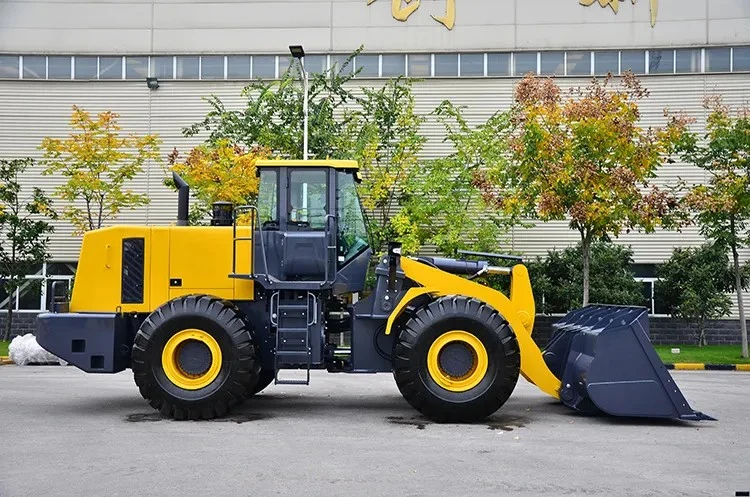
[542,305,715,421]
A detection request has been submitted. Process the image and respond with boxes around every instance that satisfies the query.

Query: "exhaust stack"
[172,172,189,226]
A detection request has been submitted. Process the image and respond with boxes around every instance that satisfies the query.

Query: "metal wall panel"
[2,0,749,54]
[2,73,747,263]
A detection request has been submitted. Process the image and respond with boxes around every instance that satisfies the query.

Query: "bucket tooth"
[542,305,715,421]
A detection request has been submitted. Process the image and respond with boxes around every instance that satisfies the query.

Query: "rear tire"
[392,296,520,423]
[131,295,260,420]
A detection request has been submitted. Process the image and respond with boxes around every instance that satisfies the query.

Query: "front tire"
[248,369,275,395]
[392,296,520,423]
[131,295,260,420]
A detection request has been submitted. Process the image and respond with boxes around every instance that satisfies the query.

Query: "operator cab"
[232,160,371,294]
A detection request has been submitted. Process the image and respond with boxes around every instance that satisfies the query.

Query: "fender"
[389,257,561,400]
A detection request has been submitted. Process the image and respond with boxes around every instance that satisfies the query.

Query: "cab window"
[336,171,369,265]
[289,170,327,229]
[257,169,279,227]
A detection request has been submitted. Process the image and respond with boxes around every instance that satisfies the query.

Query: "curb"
[665,363,750,371]
[0,356,12,365]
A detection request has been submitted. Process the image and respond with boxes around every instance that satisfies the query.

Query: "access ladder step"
[274,379,310,386]
[278,304,308,310]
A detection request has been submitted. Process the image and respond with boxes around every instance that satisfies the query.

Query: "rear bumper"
[36,312,131,373]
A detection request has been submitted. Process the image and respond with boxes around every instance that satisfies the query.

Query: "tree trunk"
[731,242,749,358]
[582,235,591,307]
[698,319,706,347]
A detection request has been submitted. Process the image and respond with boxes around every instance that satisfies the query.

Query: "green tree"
[399,101,511,256]
[679,98,750,357]
[183,51,431,255]
[352,78,427,254]
[655,243,739,346]
[478,74,689,306]
[526,241,645,314]
[0,158,56,341]
[183,51,361,160]
[39,106,161,234]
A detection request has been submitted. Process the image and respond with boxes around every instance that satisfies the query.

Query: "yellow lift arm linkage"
[385,257,562,400]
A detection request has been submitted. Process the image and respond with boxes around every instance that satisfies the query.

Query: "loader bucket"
[542,305,715,421]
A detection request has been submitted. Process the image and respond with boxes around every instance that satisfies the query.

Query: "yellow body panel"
[70,225,254,314]
[390,257,562,400]
[256,159,358,170]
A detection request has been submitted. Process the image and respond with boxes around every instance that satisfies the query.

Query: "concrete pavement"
[0,367,748,497]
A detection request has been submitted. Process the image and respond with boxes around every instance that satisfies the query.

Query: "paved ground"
[0,367,748,497]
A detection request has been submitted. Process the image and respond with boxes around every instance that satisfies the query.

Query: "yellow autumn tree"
[167,140,270,224]
[40,105,161,234]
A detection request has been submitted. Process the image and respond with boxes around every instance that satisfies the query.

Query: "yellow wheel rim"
[427,330,488,393]
[161,329,222,390]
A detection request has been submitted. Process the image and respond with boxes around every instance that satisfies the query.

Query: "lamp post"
[289,45,308,161]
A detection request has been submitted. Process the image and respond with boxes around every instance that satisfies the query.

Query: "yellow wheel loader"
[36,160,714,422]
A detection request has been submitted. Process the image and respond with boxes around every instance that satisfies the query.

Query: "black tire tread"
[393,295,521,423]
[131,294,260,420]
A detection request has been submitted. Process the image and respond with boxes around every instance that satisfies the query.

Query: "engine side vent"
[122,238,145,304]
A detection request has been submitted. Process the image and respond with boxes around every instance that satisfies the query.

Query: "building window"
[74,56,98,79]
[200,56,224,80]
[227,55,251,79]
[151,56,174,79]
[176,56,199,79]
[649,49,674,74]
[304,55,328,74]
[460,53,484,77]
[354,54,378,77]
[540,51,564,75]
[706,47,730,72]
[594,51,618,75]
[513,52,537,76]
[0,263,76,313]
[675,49,701,73]
[2,46,750,83]
[99,56,123,79]
[621,50,645,74]
[434,54,458,77]
[330,55,353,75]
[734,47,750,71]
[23,56,46,79]
[48,56,71,79]
[125,57,149,79]
[381,54,405,77]
[407,54,431,77]
[252,55,276,79]
[0,56,19,78]
[487,53,511,76]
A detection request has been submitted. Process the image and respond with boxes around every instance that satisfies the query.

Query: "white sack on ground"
[8,334,67,366]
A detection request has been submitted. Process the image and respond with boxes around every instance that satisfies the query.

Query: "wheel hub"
[438,341,477,379]
[161,329,223,390]
[176,340,212,377]
[427,330,489,393]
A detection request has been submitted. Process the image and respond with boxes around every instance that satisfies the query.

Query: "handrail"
[232,205,270,281]
[324,214,338,285]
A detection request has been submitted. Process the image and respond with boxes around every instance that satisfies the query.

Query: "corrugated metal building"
[1,0,749,315]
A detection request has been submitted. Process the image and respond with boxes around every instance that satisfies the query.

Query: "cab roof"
[255,159,359,170]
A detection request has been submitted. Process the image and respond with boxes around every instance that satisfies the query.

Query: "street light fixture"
[289,45,308,161]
